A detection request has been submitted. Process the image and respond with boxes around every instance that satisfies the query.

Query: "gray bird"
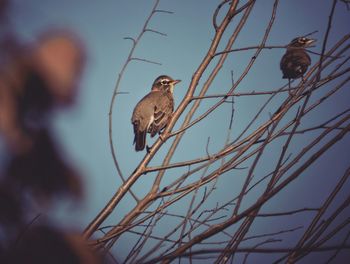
[131,75,181,151]
[280,36,315,88]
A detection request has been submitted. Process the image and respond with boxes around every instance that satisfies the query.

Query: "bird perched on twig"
[131,75,181,151]
[280,36,315,91]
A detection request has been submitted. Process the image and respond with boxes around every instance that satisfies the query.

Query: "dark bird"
[131,75,181,151]
[280,36,315,89]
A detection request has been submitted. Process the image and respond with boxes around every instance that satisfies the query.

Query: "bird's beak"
[172,80,181,85]
[305,38,316,46]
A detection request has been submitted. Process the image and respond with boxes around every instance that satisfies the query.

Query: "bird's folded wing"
[149,105,172,137]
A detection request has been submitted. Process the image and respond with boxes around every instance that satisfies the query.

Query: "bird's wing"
[280,53,289,70]
[149,95,173,137]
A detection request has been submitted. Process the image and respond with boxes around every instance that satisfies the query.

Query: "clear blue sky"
[9,0,350,262]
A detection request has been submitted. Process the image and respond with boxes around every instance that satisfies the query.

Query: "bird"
[280,36,315,91]
[131,75,181,151]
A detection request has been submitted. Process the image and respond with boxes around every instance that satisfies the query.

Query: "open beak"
[172,79,181,85]
[305,38,316,46]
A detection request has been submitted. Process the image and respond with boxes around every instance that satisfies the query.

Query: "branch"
[145,245,350,262]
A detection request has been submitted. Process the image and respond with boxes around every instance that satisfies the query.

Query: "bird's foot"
[158,126,166,135]
[146,145,151,153]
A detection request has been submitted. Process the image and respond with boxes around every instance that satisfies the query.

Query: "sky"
[7,0,350,263]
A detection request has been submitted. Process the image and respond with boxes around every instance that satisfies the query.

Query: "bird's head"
[288,37,316,48]
[152,75,181,93]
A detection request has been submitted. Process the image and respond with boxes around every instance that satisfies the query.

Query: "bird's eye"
[161,80,169,85]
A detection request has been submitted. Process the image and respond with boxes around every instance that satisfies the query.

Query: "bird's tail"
[133,122,147,151]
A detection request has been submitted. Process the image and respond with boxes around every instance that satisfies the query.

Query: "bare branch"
[144,28,167,36]
[130,57,162,65]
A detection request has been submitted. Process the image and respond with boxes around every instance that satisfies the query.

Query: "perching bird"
[280,36,315,87]
[131,75,181,151]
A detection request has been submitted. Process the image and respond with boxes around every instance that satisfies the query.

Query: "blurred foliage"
[0,1,101,263]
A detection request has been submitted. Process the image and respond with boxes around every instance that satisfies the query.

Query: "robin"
[280,36,315,90]
[131,75,181,151]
